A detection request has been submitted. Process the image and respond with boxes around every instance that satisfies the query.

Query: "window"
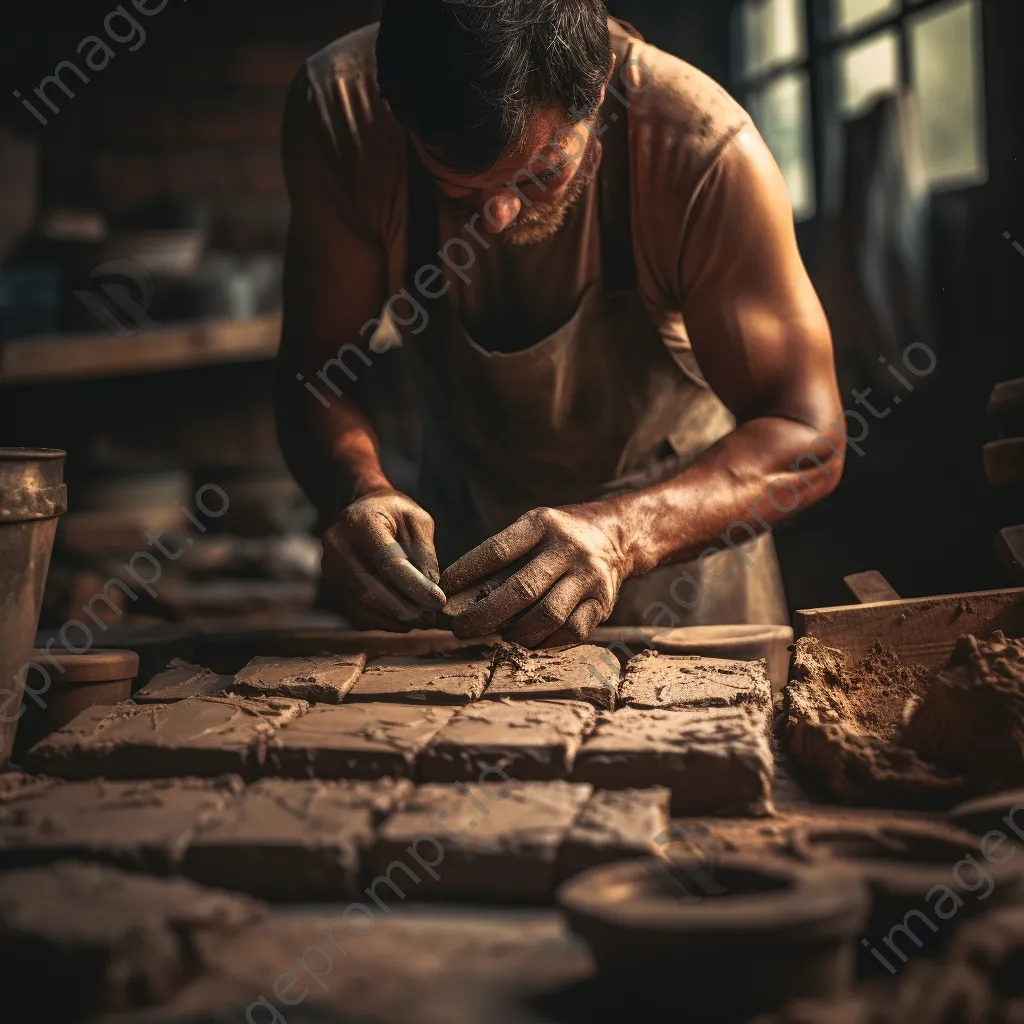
[737,0,987,221]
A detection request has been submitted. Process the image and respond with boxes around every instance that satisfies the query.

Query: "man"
[276,0,845,646]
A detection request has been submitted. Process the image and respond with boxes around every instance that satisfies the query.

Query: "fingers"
[359,516,446,611]
[542,598,605,647]
[323,532,433,627]
[504,573,591,648]
[447,549,566,639]
[406,517,442,586]
[440,511,548,594]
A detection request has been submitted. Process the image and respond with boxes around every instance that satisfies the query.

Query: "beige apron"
[393,27,788,628]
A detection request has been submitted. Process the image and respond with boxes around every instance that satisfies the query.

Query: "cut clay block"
[556,786,671,882]
[346,656,491,705]
[484,643,621,709]
[267,703,456,780]
[0,777,239,873]
[25,696,309,780]
[620,651,772,717]
[0,861,263,1018]
[228,653,366,703]
[418,699,597,782]
[134,660,232,703]
[369,780,592,901]
[182,778,382,900]
[572,707,774,816]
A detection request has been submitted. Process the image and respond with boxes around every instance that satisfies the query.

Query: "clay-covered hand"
[322,489,447,631]
[440,503,634,647]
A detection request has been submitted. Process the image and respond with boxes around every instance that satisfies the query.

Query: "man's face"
[413,107,602,245]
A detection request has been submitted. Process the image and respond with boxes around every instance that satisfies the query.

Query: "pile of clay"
[784,631,1024,807]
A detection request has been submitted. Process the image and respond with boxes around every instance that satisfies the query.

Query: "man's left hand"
[440,503,635,647]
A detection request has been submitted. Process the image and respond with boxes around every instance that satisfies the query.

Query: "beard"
[502,131,602,246]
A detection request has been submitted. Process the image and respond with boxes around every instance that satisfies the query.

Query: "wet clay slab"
[0,776,239,873]
[134,660,232,703]
[620,651,772,717]
[484,644,621,709]
[369,780,592,901]
[267,703,456,779]
[556,786,671,882]
[182,778,389,900]
[0,861,263,1018]
[25,696,309,780]
[418,699,597,782]
[228,653,366,703]
[346,656,491,705]
[572,707,774,816]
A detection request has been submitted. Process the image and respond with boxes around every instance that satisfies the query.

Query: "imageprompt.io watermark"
[73,259,160,337]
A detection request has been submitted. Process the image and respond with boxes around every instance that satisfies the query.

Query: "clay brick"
[0,777,239,873]
[25,696,308,781]
[229,654,366,704]
[134,660,232,703]
[484,644,621,709]
[556,786,671,882]
[0,862,262,1017]
[418,699,597,782]
[181,778,380,900]
[346,656,491,706]
[368,780,592,901]
[620,651,772,717]
[267,704,456,780]
[572,707,774,816]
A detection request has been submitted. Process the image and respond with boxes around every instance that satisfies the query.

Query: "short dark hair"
[377,0,612,175]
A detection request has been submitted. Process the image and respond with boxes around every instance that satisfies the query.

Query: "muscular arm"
[276,76,444,627]
[605,125,845,575]
[442,125,845,644]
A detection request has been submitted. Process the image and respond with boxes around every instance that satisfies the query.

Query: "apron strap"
[598,29,638,296]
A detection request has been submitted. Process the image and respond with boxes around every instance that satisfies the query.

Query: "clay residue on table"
[784,633,1024,807]
[903,632,1024,793]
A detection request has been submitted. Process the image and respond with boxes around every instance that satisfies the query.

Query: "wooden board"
[794,587,1024,667]
[0,313,280,386]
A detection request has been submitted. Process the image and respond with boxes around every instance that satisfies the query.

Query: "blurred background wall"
[0,0,1021,628]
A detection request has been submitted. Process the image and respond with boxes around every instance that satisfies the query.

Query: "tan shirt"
[286,19,769,381]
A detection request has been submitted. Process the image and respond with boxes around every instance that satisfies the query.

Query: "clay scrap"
[0,861,262,1019]
[228,653,366,703]
[25,696,309,780]
[557,786,671,881]
[784,637,963,806]
[484,643,621,709]
[0,776,239,873]
[620,650,772,718]
[419,699,597,782]
[267,703,455,780]
[346,655,491,705]
[903,632,1024,794]
[133,659,232,703]
[572,707,774,815]
[182,778,381,900]
[368,780,592,901]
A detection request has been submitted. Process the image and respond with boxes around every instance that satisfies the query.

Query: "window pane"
[742,0,807,80]
[909,0,987,187]
[837,29,901,116]
[831,0,900,37]
[749,71,816,221]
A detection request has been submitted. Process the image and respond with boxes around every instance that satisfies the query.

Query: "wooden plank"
[0,313,281,386]
[983,438,1024,485]
[843,571,901,604]
[794,587,1024,667]
[995,526,1024,583]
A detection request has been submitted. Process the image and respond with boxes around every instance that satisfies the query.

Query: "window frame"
[735,0,987,223]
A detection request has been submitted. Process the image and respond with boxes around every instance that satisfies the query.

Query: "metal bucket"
[0,449,66,763]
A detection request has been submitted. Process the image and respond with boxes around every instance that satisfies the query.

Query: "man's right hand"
[321,489,447,631]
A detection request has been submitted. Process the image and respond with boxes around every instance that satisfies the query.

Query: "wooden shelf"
[0,312,281,386]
